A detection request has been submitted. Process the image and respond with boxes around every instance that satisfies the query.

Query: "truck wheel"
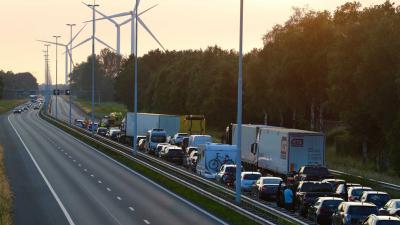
[208,159,219,170]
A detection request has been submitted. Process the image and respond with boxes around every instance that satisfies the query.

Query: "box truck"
[196,143,237,179]
[119,113,180,144]
[231,124,325,176]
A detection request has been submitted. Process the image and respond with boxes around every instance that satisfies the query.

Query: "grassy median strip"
[74,99,128,119]
[39,111,267,225]
[0,145,12,225]
[0,99,26,113]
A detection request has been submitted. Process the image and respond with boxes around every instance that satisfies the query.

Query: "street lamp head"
[53,35,61,39]
[66,24,76,26]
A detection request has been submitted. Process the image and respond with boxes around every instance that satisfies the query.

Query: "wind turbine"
[84,0,165,55]
[83,2,158,55]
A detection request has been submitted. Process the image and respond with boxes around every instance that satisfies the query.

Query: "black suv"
[295,181,335,216]
[294,166,333,182]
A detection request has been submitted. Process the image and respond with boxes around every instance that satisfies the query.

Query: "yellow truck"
[179,115,206,135]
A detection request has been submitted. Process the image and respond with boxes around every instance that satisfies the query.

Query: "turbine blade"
[37,40,66,46]
[138,4,158,16]
[94,8,118,25]
[137,17,165,51]
[119,17,131,26]
[70,37,92,51]
[83,11,131,23]
[66,48,75,66]
[95,37,115,51]
[133,0,141,13]
[67,24,88,45]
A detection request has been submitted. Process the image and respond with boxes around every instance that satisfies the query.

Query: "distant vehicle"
[186,146,198,156]
[379,199,400,217]
[171,133,189,146]
[74,119,85,128]
[33,105,40,110]
[362,214,400,225]
[188,135,212,148]
[196,143,237,179]
[331,202,378,225]
[348,186,373,202]
[307,197,344,225]
[252,176,283,200]
[361,191,391,209]
[100,112,123,128]
[138,139,146,151]
[238,171,262,192]
[135,135,146,149]
[159,146,185,165]
[322,178,346,191]
[120,113,180,145]
[336,183,361,201]
[294,165,333,182]
[295,181,335,216]
[88,123,99,132]
[188,150,199,171]
[145,129,167,155]
[228,124,326,176]
[13,108,22,114]
[96,127,108,136]
[107,127,121,141]
[155,143,170,157]
[215,164,242,186]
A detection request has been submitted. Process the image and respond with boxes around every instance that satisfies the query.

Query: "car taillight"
[349,196,354,201]
[261,186,267,191]
[319,207,329,214]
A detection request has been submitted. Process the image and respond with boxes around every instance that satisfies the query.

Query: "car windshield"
[322,200,343,209]
[243,174,261,180]
[367,194,390,204]
[151,135,166,143]
[262,178,282,185]
[376,221,400,225]
[396,201,400,208]
[299,183,333,192]
[351,188,371,197]
[347,206,378,216]
[303,167,329,175]
[225,167,236,173]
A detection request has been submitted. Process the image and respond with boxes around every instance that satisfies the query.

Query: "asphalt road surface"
[0,109,226,225]
[50,96,88,123]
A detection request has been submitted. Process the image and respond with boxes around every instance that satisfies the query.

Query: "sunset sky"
[0,0,386,84]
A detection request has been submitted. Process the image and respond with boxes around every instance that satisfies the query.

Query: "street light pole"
[53,35,61,120]
[44,44,50,113]
[67,23,76,126]
[132,0,139,156]
[235,0,244,204]
[88,0,99,135]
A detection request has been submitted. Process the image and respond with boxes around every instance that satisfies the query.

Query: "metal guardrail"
[42,111,309,225]
[329,169,400,191]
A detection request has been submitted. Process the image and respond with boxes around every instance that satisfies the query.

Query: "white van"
[188,135,212,148]
[196,143,238,179]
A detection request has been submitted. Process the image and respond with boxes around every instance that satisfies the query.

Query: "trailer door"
[288,134,324,172]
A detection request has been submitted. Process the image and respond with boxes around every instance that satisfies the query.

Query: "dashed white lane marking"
[84,169,87,172]
[116,196,122,201]
[61,149,64,152]
[73,160,76,163]
[129,207,135,212]
[90,174,94,177]
[68,156,72,159]
[78,164,81,167]
[106,188,111,192]
[144,219,150,224]
[64,153,68,155]
[98,180,102,184]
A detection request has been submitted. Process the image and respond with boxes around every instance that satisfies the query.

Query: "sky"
[0,0,386,84]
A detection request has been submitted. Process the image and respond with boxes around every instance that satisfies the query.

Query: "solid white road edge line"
[7,114,76,225]
[37,112,229,225]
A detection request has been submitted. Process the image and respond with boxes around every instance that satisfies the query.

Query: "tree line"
[0,70,38,99]
[70,1,400,173]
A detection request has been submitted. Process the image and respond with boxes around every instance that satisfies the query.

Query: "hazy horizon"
[0,0,386,84]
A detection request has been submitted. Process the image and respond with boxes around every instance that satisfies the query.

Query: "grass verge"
[74,99,127,119]
[0,145,12,225]
[39,111,268,225]
[0,99,26,113]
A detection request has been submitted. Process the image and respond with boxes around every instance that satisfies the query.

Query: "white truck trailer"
[121,113,180,142]
[232,124,325,175]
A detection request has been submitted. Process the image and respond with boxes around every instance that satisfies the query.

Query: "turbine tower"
[85,0,165,55]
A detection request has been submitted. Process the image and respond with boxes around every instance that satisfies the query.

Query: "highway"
[0,109,226,225]
[50,95,89,123]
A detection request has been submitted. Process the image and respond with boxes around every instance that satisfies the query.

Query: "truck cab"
[145,129,167,154]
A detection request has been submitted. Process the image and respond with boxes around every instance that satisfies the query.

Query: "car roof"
[349,186,372,190]
[323,179,345,182]
[241,171,261,175]
[318,197,344,201]
[369,215,400,221]
[362,191,389,195]
[299,181,329,185]
[342,202,376,207]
